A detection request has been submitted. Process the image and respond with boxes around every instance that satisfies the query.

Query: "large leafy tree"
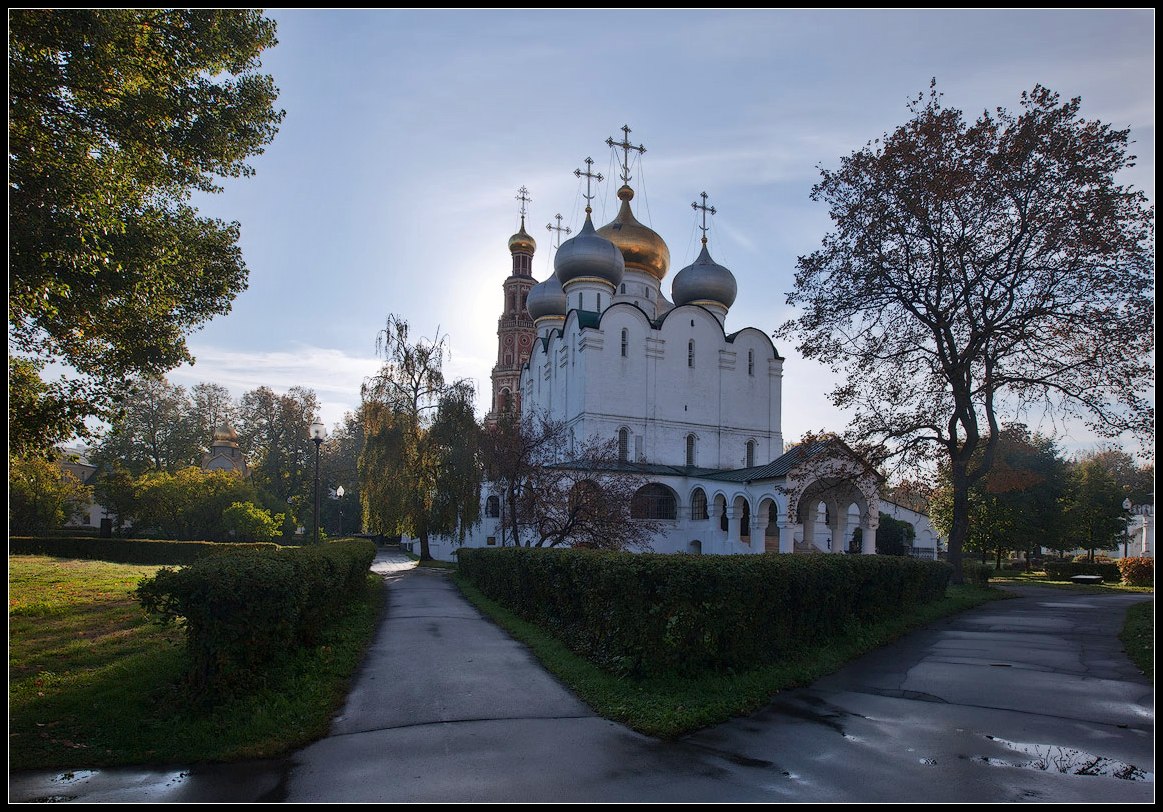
[1062,449,1148,562]
[931,425,1069,566]
[779,83,1154,582]
[9,10,284,452]
[90,376,199,475]
[359,315,481,560]
[235,385,319,519]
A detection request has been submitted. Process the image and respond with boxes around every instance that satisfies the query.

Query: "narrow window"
[691,488,708,520]
[620,328,628,357]
[618,428,629,462]
[688,340,695,368]
[746,440,756,468]
[620,283,626,294]
[578,292,583,310]
[486,496,500,518]
[597,292,602,311]
[748,349,754,376]
[686,434,696,466]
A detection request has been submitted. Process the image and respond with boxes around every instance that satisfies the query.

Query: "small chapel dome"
[213,421,239,444]
[596,185,671,281]
[526,273,567,320]
[508,219,537,254]
[672,243,737,309]
[554,213,625,289]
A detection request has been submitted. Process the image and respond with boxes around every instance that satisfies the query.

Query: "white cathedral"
[422,131,941,561]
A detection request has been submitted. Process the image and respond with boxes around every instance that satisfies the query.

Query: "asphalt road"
[8,553,1154,803]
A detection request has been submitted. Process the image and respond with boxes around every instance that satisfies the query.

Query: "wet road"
[8,557,1154,803]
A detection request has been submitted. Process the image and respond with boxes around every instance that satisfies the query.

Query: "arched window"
[686,434,696,466]
[691,488,708,520]
[597,292,602,310]
[497,388,509,414]
[746,440,756,468]
[631,484,677,520]
[766,501,778,537]
[688,339,695,368]
[577,292,583,310]
[740,499,751,538]
[621,328,628,357]
[620,283,626,294]
[485,495,500,518]
[720,501,729,533]
[521,292,528,310]
[748,349,754,376]
[618,428,629,462]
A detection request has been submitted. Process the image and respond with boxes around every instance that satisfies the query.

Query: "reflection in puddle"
[51,770,97,784]
[981,736,1152,782]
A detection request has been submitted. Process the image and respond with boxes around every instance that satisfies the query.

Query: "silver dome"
[554,214,625,289]
[526,273,566,320]
[671,244,737,308]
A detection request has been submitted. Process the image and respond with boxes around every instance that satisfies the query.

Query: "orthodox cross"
[573,157,603,213]
[515,186,532,221]
[606,124,646,185]
[546,213,572,248]
[691,191,716,245]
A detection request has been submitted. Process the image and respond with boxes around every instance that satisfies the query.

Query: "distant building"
[57,446,103,529]
[201,421,249,477]
[880,500,943,560]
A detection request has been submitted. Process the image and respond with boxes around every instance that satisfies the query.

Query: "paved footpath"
[9,554,1154,802]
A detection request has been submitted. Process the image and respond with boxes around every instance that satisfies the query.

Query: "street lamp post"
[336,485,345,537]
[311,418,326,544]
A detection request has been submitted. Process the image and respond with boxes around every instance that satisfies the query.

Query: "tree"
[779,83,1154,583]
[481,412,660,550]
[235,385,319,521]
[190,382,240,452]
[930,425,1069,566]
[129,467,257,540]
[222,501,284,542]
[874,514,916,556]
[90,376,199,475]
[359,315,481,561]
[1062,450,1137,562]
[9,455,92,535]
[320,411,365,535]
[8,10,284,452]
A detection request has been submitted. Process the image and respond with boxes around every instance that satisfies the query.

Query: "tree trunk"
[947,463,972,584]
[995,546,1003,571]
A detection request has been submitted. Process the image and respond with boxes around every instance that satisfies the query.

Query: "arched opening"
[735,496,751,539]
[686,433,696,466]
[763,499,780,552]
[485,495,500,518]
[745,439,756,468]
[631,483,677,520]
[688,539,702,555]
[620,328,628,357]
[617,427,629,462]
[716,494,729,533]
[497,388,510,414]
[690,487,708,520]
[748,349,754,376]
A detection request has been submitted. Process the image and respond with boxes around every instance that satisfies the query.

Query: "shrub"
[1043,559,1121,582]
[965,563,994,586]
[457,548,952,678]
[9,536,279,565]
[1117,557,1154,587]
[222,501,284,542]
[9,456,91,535]
[137,539,376,695]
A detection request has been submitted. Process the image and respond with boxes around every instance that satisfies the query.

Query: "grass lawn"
[1119,600,1154,681]
[9,555,384,771]
[988,570,1154,594]
[452,573,1004,738]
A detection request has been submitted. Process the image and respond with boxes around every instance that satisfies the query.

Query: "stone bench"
[1070,574,1104,585]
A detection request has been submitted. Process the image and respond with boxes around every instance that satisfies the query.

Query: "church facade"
[423,131,939,562]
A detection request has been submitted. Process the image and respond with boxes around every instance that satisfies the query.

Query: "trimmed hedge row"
[964,563,993,586]
[1043,559,1121,582]
[137,540,376,694]
[457,548,952,678]
[9,536,280,565]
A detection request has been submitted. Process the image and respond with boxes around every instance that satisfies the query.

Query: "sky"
[167,9,1155,458]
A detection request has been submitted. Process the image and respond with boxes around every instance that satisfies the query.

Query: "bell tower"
[486,186,538,425]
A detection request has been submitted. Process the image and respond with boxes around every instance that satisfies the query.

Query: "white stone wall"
[881,500,943,559]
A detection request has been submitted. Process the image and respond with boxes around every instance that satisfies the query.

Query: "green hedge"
[1116,557,1154,587]
[964,563,993,586]
[136,540,376,695]
[9,536,281,565]
[1043,559,1121,582]
[457,548,952,678]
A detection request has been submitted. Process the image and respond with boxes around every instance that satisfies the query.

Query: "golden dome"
[508,217,537,255]
[595,185,670,281]
[213,421,240,445]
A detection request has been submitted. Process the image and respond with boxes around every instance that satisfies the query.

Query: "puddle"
[980,736,1152,781]
[919,758,937,766]
[51,771,97,785]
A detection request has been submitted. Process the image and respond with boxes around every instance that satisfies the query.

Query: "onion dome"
[508,217,537,254]
[554,213,625,288]
[526,273,567,320]
[672,243,737,308]
[212,421,240,447]
[596,185,671,281]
